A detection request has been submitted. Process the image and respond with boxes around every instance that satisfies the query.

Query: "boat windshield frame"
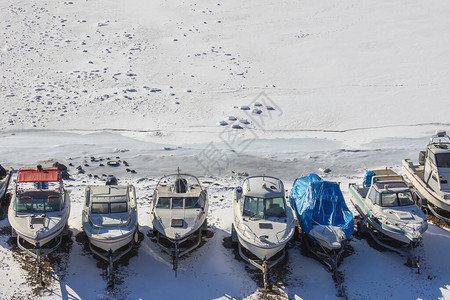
[380,191,415,207]
[155,196,202,209]
[90,195,129,214]
[15,193,63,213]
[242,195,287,219]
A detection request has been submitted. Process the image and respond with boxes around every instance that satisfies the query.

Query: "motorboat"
[231,176,295,291]
[290,174,353,280]
[349,168,428,270]
[8,166,70,285]
[82,184,138,286]
[403,130,450,223]
[150,172,208,275]
[0,165,13,208]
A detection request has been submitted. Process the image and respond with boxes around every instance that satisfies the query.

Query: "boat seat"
[17,196,33,211]
[48,195,60,202]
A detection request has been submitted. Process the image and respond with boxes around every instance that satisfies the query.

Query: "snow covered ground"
[1,0,450,299]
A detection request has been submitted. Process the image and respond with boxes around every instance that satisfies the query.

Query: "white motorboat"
[150,172,208,275]
[403,130,450,223]
[8,166,70,284]
[82,184,138,286]
[231,176,295,291]
[0,165,13,208]
[349,169,428,269]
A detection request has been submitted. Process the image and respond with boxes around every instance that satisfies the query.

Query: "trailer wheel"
[357,220,366,238]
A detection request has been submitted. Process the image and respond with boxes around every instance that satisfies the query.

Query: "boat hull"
[236,230,287,261]
[403,159,450,213]
[87,229,136,253]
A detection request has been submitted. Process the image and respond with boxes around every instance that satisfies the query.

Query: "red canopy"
[17,170,60,183]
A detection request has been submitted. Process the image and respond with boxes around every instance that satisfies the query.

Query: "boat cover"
[363,171,376,187]
[289,174,354,242]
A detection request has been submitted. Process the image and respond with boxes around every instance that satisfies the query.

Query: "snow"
[1,0,450,298]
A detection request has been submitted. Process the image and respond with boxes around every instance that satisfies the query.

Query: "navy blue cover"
[289,174,354,241]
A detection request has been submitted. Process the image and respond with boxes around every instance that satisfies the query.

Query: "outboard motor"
[418,151,426,165]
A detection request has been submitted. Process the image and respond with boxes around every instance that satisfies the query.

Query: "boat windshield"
[436,153,450,168]
[243,196,286,218]
[91,202,128,214]
[156,197,201,209]
[16,195,61,212]
[381,191,414,207]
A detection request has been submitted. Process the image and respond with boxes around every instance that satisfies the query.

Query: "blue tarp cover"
[363,171,376,188]
[289,174,354,240]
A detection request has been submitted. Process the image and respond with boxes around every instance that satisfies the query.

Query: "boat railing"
[429,131,450,145]
[275,218,295,243]
[236,218,267,246]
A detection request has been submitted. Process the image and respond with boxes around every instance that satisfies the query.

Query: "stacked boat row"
[0,130,449,291]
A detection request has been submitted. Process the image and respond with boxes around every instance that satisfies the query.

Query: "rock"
[237,172,249,176]
[107,161,120,166]
[53,162,70,179]
[319,167,331,173]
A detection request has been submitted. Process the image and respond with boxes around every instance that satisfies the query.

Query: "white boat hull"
[88,229,135,253]
[236,231,287,261]
[403,159,450,213]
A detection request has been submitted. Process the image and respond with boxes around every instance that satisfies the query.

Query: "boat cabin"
[421,130,450,193]
[153,175,207,210]
[238,176,287,219]
[86,186,129,214]
[14,168,66,214]
[367,180,414,208]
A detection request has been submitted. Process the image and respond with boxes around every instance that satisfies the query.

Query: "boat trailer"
[14,230,65,287]
[356,216,421,274]
[156,229,203,277]
[413,190,450,224]
[301,231,347,299]
[89,238,135,288]
[236,242,284,293]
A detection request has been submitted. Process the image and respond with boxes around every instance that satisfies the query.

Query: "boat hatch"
[171,219,184,227]
[259,223,273,229]
[394,211,414,220]
[31,217,46,225]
